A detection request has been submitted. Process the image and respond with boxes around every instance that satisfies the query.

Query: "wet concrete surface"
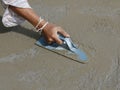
[0,0,120,90]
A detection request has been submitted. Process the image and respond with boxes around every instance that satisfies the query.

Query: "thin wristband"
[37,22,49,32]
[38,22,49,35]
[39,22,48,31]
[33,17,43,31]
[36,18,44,29]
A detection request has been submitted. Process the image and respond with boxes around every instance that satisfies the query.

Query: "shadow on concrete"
[0,16,40,40]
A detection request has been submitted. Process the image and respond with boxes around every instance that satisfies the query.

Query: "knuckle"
[51,35,56,38]
[48,38,52,42]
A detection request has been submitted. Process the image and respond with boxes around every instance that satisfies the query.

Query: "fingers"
[58,27,70,37]
[47,38,54,44]
[46,36,62,45]
[47,27,70,44]
[53,35,63,44]
[42,24,70,45]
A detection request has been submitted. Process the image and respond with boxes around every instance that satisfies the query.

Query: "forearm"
[9,5,46,28]
[9,5,69,44]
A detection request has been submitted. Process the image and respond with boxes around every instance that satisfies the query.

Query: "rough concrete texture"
[0,0,120,90]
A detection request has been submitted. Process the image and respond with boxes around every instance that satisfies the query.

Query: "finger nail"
[59,40,63,45]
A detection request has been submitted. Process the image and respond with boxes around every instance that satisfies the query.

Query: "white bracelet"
[38,22,49,31]
[37,22,49,34]
[33,17,43,31]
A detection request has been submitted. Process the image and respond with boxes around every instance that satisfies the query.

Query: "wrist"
[43,23,55,31]
[37,20,49,35]
[33,17,55,34]
[36,20,46,29]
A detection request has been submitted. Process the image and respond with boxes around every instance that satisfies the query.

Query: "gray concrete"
[0,0,120,90]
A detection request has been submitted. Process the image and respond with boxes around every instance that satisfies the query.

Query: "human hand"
[42,23,70,44]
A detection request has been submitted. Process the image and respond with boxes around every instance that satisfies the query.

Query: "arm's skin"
[9,5,70,44]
